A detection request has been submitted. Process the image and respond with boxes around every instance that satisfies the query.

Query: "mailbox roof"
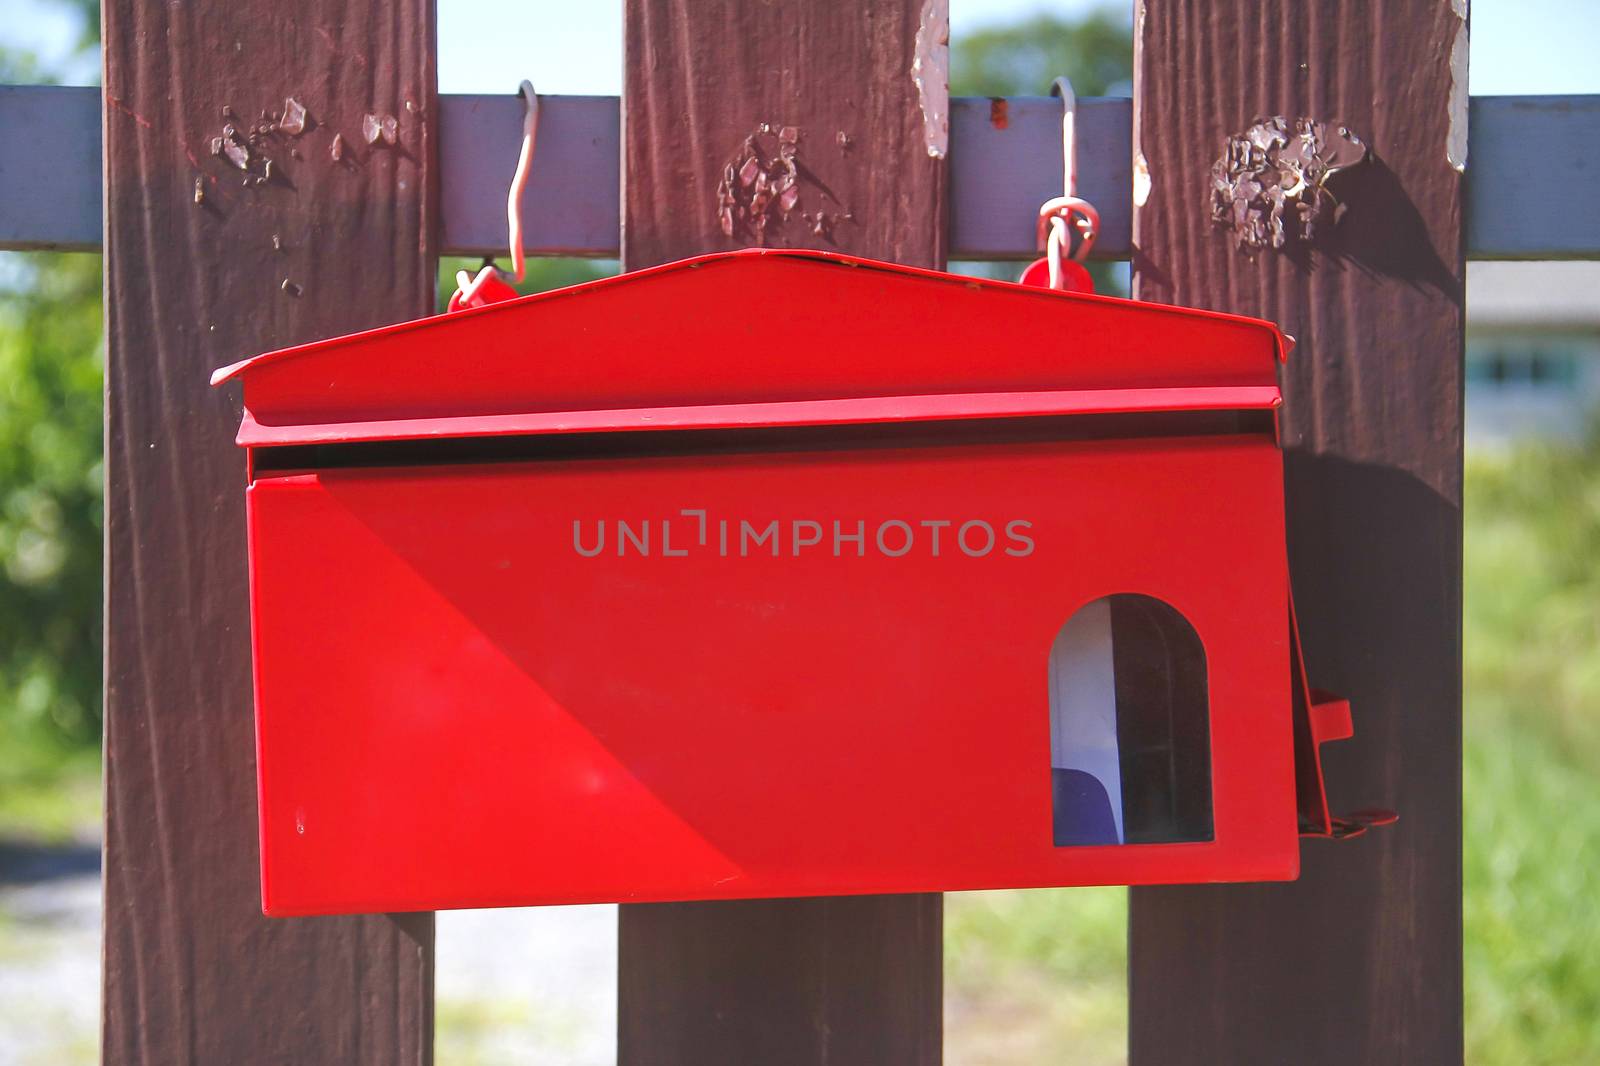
[212,248,1290,448]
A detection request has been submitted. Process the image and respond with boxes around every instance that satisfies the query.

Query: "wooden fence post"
[1128,3,1465,1062]
[100,3,438,1061]
[616,2,947,1062]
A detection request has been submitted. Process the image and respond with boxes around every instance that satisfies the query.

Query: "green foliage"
[947,884,1125,986]
[59,0,101,53]
[951,8,1132,98]
[0,0,99,84]
[0,254,104,739]
[1463,430,1600,1065]
[946,887,1127,1064]
[1465,430,1600,754]
[0,1,104,840]
[0,253,104,829]
[0,48,45,83]
[436,257,615,315]
[948,10,1133,294]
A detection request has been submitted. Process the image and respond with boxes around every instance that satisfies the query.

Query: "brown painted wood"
[619,896,944,1065]
[622,0,947,271]
[101,3,438,1062]
[619,2,946,1062]
[1128,3,1464,1063]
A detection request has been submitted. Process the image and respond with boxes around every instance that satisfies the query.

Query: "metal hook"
[1051,76,1077,201]
[449,80,541,312]
[506,79,540,286]
[1034,76,1098,288]
[1037,196,1099,259]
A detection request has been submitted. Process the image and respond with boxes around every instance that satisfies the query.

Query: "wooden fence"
[2,0,1584,1061]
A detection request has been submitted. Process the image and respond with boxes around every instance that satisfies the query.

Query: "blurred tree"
[0,254,104,755]
[0,0,100,85]
[949,8,1132,292]
[0,0,104,784]
[1462,428,1600,1064]
[62,0,100,52]
[951,8,1132,99]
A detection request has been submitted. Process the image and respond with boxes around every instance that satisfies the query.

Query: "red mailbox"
[213,249,1376,916]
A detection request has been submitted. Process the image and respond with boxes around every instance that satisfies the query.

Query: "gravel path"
[436,904,618,1064]
[0,872,101,1066]
[0,845,619,1065]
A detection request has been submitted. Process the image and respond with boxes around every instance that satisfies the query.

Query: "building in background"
[1467,261,1600,447]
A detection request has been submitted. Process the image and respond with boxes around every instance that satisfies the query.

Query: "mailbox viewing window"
[1048,594,1213,848]
[210,248,1374,917]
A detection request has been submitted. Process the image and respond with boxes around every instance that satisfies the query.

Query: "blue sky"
[431,0,1600,97]
[6,0,1600,96]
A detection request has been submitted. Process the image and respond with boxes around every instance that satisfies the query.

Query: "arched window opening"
[1047,594,1213,846]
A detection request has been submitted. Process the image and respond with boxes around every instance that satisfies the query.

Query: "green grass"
[0,739,98,843]
[435,996,593,1066]
[1461,433,1600,1065]
[946,887,1127,1065]
[434,998,535,1066]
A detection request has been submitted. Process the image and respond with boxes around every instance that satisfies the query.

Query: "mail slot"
[213,248,1371,916]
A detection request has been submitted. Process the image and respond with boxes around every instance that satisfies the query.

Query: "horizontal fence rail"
[3,84,1596,259]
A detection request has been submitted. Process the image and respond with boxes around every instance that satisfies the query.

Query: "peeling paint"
[1133,151,1152,207]
[221,126,250,169]
[203,99,304,193]
[1132,1,1149,213]
[1211,116,1369,252]
[1447,0,1470,171]
[363,112,398,146]
[279,96,308,136]
[715,124,850,245]
[911,0,949,159]
[105,94,153,130]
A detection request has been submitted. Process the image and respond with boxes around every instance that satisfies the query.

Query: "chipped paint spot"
[715,124,850,245]
[222,131,250,170]
[1211,116,1369,252]
[279,96,308,136]
[911,0,949,159]
[105,94,153,130]
[1448,0,1470,171]
[989,98,1009,130]
[1132,1,1149,214]
[363,113,398,146]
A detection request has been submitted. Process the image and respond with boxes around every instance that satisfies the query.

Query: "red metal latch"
[1290,602,1397,840]
[448,264,521,311]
